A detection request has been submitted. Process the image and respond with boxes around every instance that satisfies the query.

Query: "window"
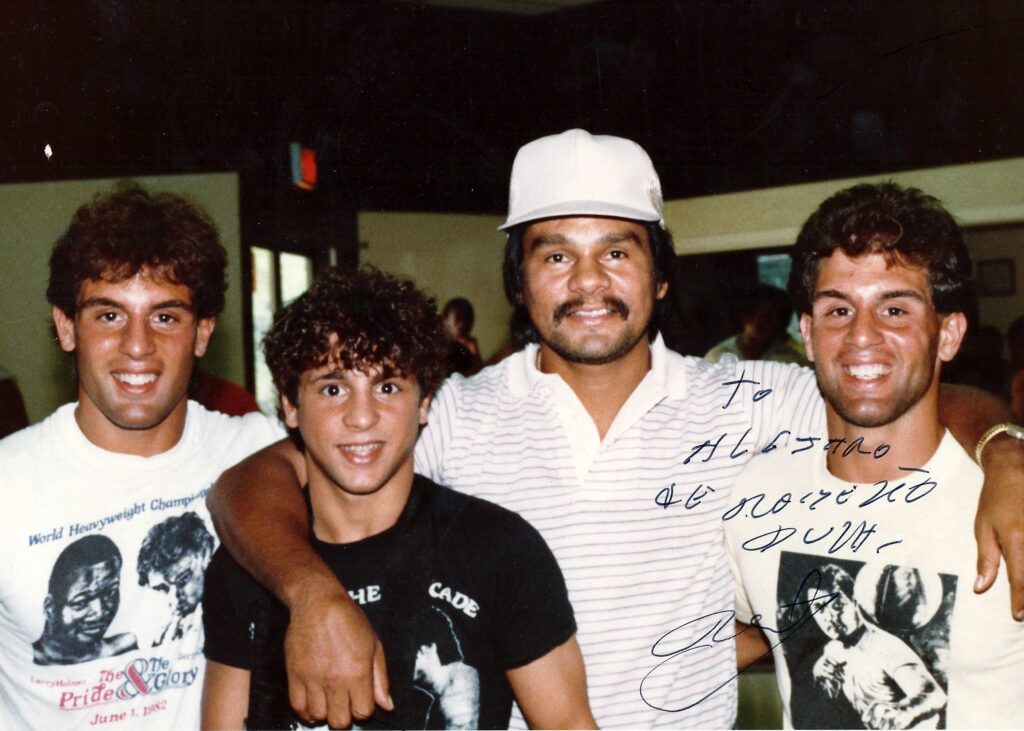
[250,247,317,414]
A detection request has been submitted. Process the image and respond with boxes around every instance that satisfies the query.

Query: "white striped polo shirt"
[415,335,825,728]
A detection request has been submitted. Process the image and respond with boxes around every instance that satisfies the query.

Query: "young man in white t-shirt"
[727,183,1024,728]
[0,184,282,729]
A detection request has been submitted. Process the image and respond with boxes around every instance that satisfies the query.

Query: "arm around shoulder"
[206,437,393,724]
[507,636,596,729]
[207,437,315,603]
[939,385,1024,618]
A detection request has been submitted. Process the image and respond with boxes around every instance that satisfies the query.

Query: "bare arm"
[506,636,597,729]
[938,384,1024,619]
[867,663,945,728]
[735,621,772,670]
[939,383,1012,452]
[201,661,250,730]
[207,439,393,725]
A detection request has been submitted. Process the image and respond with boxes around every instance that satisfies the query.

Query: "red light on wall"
[290,142,317,191]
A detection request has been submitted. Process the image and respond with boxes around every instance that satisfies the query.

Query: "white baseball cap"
[499,128,665,231]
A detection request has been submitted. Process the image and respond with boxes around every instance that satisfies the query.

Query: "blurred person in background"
[705,283,807,365]
[442,297,484,377]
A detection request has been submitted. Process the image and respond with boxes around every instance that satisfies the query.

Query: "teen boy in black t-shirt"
[201,267,594,730]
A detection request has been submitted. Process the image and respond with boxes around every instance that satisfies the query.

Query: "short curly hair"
[47,182,228,319]
[789,182,973,317]
[263,266,449,414]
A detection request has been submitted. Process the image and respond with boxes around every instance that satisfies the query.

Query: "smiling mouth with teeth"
[114,372,158,386]
[341,443,381,455]
[845,364,892,379]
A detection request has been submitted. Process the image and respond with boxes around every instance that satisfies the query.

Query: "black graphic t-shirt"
[203,475,577,730]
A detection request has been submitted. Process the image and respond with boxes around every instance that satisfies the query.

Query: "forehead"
[814,250,931,295]
[522,216,651,249]
[65,561,118,589]
[77,270,195,307]
[300,356,416,384]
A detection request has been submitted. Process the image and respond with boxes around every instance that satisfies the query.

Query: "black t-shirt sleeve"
[490,514,577,670]
[202,546,259,670]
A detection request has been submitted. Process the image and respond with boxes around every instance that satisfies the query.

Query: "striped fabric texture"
[415,337,824,728]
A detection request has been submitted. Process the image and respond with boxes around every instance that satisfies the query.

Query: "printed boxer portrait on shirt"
[33,534,138,665]
[778,552,953,729]
[137,511,214,646]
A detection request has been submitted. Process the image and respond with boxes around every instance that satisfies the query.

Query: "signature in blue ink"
[684,428,890,465]
[640,569,837,714]
[721,369,774,410]
[655,482,716,510]
[736,519,903,555]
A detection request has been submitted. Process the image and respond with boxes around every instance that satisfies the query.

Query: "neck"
[307,461,415,544]
[537,336,652,439]
[824,394,944,484]
[74,398,188,457]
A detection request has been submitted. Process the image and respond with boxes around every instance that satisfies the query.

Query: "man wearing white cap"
[209,130,1023,728]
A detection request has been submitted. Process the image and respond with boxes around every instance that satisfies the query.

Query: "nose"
[85,595,106,620]
[845,309,884,348]
[567,252,611,295]
[120,317,156,359]
[343,389,380,431]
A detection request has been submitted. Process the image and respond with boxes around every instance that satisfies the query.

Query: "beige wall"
[666,157,1024,254]
[665,156,1024,342]
[357,211,512,360]
[0,173,244,423]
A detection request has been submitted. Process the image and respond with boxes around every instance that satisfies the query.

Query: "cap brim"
[499,200,662,231]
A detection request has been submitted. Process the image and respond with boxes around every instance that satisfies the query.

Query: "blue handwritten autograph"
[641,374,942,713]
[640,569,838,713]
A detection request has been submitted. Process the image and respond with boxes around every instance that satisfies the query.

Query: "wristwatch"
[975,423,1024,463]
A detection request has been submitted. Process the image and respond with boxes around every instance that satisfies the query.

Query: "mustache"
[552,298,630,325]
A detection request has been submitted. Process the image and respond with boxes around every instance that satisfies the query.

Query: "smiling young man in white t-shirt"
[727,183,1024,728]
[0,184,282,729]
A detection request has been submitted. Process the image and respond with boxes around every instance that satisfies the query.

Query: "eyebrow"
[813,288,927,303]
[527,230,643,251]
[79,297,195,312]
[312,369,346,382]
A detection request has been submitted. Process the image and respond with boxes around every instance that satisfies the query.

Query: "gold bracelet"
[975,423,1024,463]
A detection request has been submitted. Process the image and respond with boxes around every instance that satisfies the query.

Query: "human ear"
[52,306,76,353]
[418,395,432,426]
[193,317,217,357]
[282,394,300,429]
[937,312,968,363]
[799,313,815,362]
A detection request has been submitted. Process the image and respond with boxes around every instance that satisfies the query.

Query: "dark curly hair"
[789,183,973,316]
[263,266,449,416]
[502,220,676,344]
[47,182,227,319]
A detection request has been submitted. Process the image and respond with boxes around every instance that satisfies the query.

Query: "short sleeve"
[723,503,755,623]
[490,516,577,670]
[202,547,260,670]
[415,375,462,483]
